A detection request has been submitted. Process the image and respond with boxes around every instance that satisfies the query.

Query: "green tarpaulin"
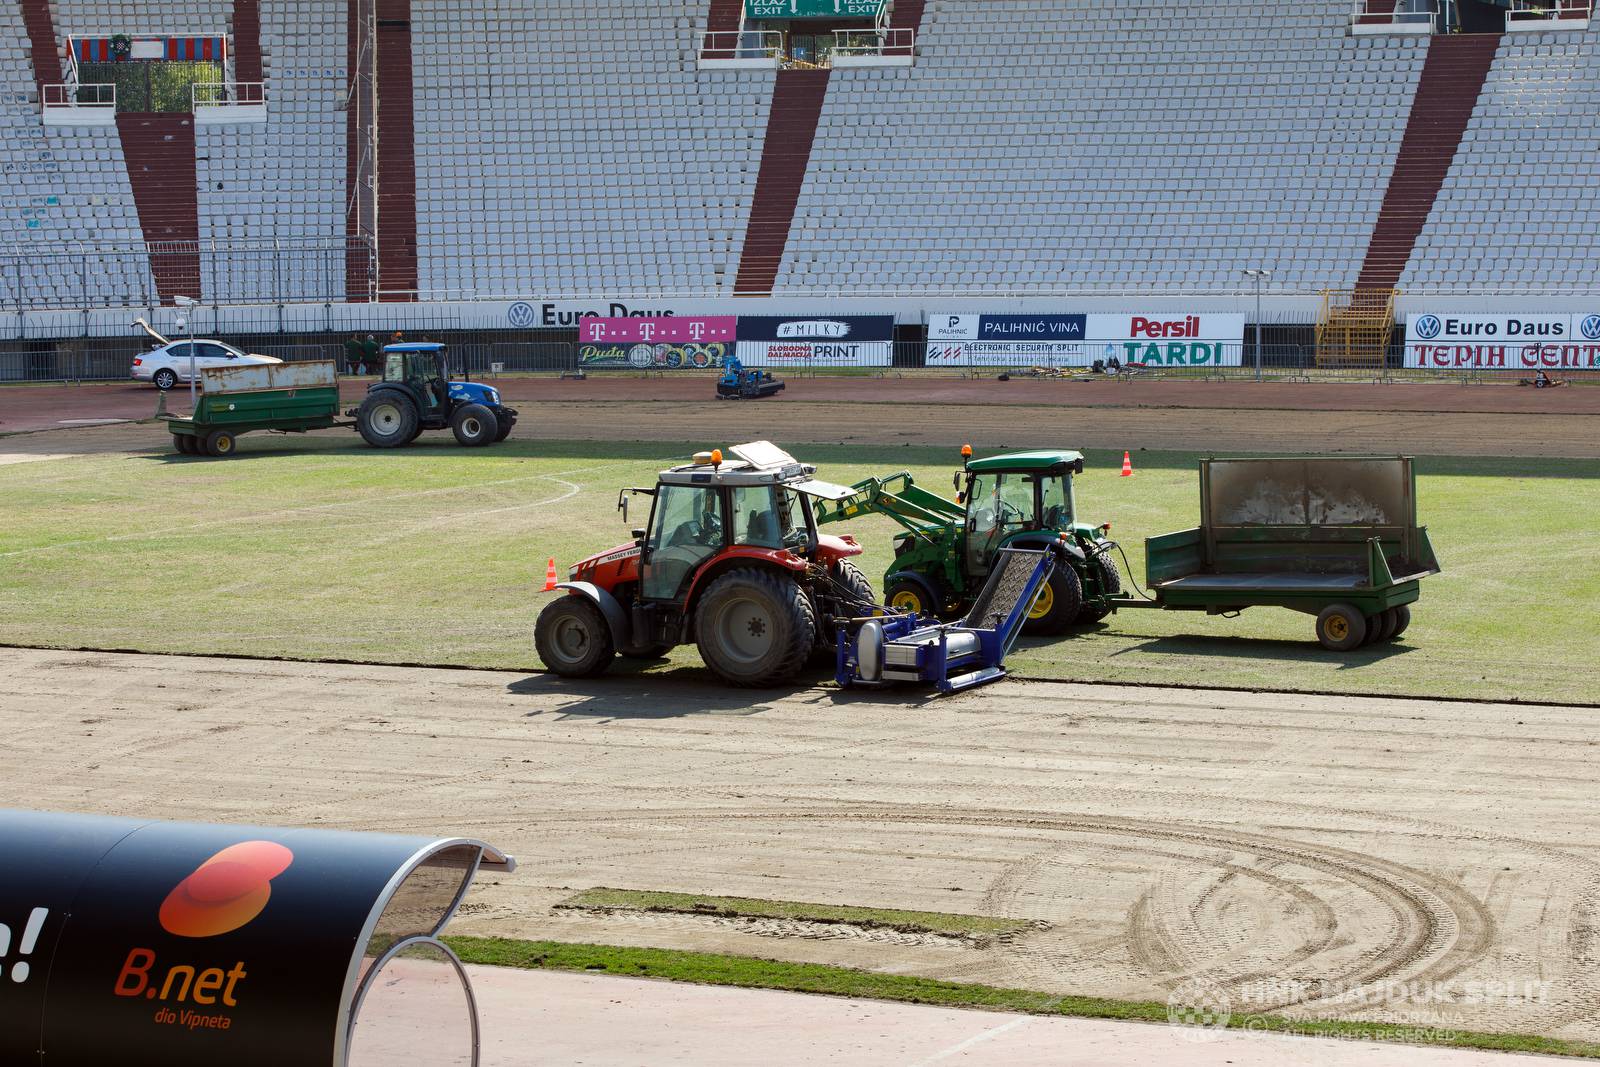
[745,0,885,19]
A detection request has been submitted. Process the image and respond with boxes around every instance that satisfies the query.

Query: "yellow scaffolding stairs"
[1317,289,1396,367]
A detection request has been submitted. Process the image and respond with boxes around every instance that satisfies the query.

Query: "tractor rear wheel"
[1023,564,1082,636]
[450,403,499,447]
[535,596,615,678]
[1076,552,1123,625]
[358,392,419,448]
[695,567,815,687]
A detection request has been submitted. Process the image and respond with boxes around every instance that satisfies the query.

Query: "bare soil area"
[8,647,1597,1043]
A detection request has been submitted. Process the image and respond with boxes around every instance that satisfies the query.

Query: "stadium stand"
[410,0,773,298]
[1400,24,1600,292]
[1,0,1597,310]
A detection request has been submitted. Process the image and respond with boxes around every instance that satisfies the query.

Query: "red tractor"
[536,442,876,687]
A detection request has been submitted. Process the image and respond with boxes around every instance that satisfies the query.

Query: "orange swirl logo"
[158,841,294,938]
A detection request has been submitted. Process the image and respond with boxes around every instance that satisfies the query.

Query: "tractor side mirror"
[631,528,646,541]
[952,471,962,493]
[1074,458,1085,474]
[618,493,628,522]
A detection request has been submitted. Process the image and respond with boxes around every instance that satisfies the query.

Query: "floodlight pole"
[175,295,198,405]
[1242,269,1271,381]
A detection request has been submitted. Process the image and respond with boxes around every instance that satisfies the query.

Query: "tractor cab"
[381,343,452,415]
[958,450,1086,577]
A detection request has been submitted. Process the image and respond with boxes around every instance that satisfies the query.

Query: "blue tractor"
[353,342,518,448]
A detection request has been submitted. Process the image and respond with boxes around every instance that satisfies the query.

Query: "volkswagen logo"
[1413,315,1442,340]
[1581,315,1600,341]
[507,301,536,328]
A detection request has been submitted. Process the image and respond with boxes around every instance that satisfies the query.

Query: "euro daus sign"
[1404,313,1600,370]
[0,809,513,1066]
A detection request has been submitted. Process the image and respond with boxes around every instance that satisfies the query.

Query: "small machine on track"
[716,357,785,400]
[836,546,1063,694]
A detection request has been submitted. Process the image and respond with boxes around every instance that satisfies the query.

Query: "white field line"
[0,462,628,559]
[907,1016,1032,1066]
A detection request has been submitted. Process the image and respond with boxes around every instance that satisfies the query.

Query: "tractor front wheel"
[494,415,515,442]
[695,568,815,687]
[535,596,615,678]
[1023,564,1082,636]
[450,403,500,447]
[886,578,939,619]
[358,393,420,448]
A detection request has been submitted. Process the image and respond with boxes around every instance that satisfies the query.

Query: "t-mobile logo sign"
[0,907,48,984]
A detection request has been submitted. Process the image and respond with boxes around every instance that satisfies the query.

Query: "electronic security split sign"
[926,313,1246,367]
[0,809,513,1066]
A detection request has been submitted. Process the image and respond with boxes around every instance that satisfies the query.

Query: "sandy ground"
[440,966,1555,1066]
[8,646,1598,1044]
[2,390,1596,459]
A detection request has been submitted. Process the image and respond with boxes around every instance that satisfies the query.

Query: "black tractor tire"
[535,596,616,678]
[695,567,816,687]
[1389,604,1412,639]
[450,403,500,447]
[405,422,425,444]
[1316,603,1367,652]
[1023,563,1082,636]
[358,392,420,448]
[1076,551,1123,625]
[153,368,178,391]
[203,429,238,458]
[494,416,515,442]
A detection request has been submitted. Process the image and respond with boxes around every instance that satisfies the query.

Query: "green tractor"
[814,448,1121,635]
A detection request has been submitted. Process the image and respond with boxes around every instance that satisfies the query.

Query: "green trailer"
[1111,456,1441,650]
[162,360,347,456]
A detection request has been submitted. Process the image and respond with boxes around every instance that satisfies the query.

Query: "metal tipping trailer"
[1109,456,1441,650]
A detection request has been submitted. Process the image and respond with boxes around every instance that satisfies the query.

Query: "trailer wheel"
[1316,603,1367,651]
[1389,604,1412,639]
[450,403,499,447]
[172,434,192,455]
[1076,552,1123,625]
[203,429,237,457]
[1370,609,1399,644]
[153,368,178,391]
[1023,565,1082,636]
[535,596,615,678]
[695,567,815,687]
[357,393,419,448]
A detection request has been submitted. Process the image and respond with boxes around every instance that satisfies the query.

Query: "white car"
[131,339,282,391]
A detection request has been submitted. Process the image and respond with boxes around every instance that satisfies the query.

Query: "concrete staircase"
[1356,33,1502,291]
[116,113,202,302]
[231,0,262,83]
[374,0,418,298]
[734,69,830,297]
[15,0,61,99]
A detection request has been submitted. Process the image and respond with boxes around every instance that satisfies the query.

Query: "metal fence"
[5,338,1593,385]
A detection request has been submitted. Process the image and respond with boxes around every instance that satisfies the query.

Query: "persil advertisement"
[926,314,1245,367]
[1404,313,1600,370]
[736,316,895,367]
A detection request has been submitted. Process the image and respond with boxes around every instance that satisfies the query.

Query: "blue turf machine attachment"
[835,546,1059,694]
[716,356,785,399]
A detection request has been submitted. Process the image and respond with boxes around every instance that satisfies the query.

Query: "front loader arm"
[813,472,966,542]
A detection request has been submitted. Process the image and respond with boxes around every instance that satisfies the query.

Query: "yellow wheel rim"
[890,590,924,614]
[1327,616,1349,640]
[1029,582,1054,620]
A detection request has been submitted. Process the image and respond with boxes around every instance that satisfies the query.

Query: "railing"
[1506,0,1593,26]
[832,27,916,61]
[698,30,784,66]
[1351,0,1438,33]
[40,83,116,125]
[191,81,267,123]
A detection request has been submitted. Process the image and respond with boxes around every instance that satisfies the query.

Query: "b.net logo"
[159,841,293,938]
[1413,315,1442,340]
[0,907,49,984]
[1580,315,1600,340]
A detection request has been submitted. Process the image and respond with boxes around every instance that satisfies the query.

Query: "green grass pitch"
[2,435,1595,704]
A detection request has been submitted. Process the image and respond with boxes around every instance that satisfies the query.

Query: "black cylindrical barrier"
[0,809,513,1066]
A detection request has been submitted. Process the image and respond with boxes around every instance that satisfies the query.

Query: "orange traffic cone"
[542,558,559,591]
[1120,451,1134,477]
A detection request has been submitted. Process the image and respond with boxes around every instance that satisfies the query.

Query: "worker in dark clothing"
[361,333,380,373]
[344,334,365,375]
